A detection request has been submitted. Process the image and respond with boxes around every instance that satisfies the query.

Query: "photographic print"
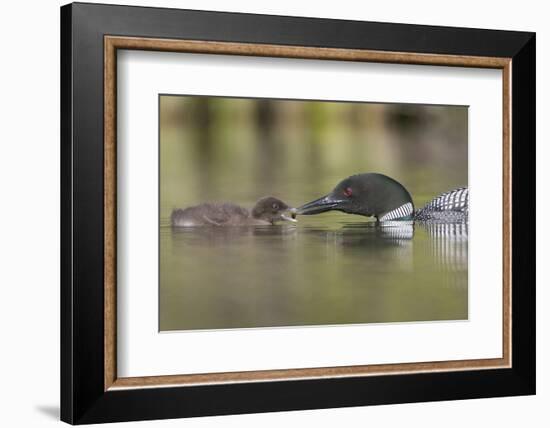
[160,95,468,331]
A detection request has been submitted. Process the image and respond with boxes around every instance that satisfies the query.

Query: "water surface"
[160,215,467,331]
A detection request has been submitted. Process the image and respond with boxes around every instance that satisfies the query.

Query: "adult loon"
[294,173,468,223]
[171,196,297,227]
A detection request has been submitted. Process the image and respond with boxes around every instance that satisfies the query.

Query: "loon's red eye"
[343,187,353,197]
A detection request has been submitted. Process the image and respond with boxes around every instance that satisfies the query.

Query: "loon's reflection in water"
[295,221,467,281]
[162,217,468,331]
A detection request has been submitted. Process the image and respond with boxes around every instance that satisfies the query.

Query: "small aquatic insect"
[295,173,468,223]
[171,196,297,227]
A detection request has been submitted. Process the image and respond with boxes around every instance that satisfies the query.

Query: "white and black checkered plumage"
[414,187,468,222]
[379,202,414,222]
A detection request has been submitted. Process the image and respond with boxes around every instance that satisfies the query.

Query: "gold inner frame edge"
[104,36,512,391]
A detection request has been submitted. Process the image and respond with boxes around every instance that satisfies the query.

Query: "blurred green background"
[160,95,468,331]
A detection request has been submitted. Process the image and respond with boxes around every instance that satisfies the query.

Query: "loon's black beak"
[294,194,345,215]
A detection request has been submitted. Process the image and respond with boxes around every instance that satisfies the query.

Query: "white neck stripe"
[380,202,413,221]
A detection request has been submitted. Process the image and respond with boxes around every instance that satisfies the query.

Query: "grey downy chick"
[171,196,297,227]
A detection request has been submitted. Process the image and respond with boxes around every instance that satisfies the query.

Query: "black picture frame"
[61,2,535,424]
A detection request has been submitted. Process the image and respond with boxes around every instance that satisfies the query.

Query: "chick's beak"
[280,213,297,223]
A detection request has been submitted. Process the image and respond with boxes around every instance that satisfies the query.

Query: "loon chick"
[294,173,468,223]
[171,196,297,227]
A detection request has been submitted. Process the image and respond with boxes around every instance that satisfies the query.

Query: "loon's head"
[252,196,297,224]
[294,173,414,221]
